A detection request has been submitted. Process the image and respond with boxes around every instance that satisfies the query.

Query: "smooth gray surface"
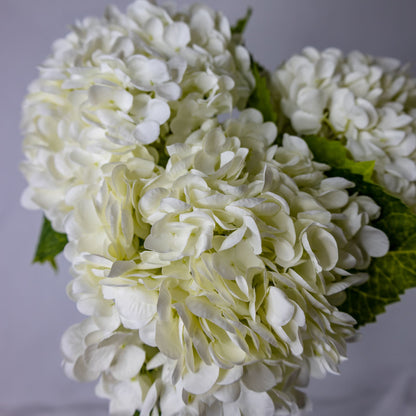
[1,0,415,414]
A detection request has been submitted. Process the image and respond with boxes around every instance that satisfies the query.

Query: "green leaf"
[341,249,416,326]
[303,135,416,327]
[303,135,375,181]
[231,7,252,35]
[33,216,68,271]
[247,61,278,124]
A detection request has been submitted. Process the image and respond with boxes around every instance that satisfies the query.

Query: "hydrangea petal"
[110,345,146,380]
[133,120,160,144]
[265,287,295,328]
[358,225,389,257]
[102,286,158,330]
[182,363,220,395]
[242,363,276,393]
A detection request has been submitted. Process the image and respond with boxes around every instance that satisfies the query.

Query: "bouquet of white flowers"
[20,1,416,415]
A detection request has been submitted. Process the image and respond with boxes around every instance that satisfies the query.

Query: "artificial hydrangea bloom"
[20,0,254,232]
[62,110,389,415]
[61,317,162,416]
[20,2,393,414]
[272,47,416,209]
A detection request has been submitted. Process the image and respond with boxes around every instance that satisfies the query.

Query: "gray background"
[1,0,416,415]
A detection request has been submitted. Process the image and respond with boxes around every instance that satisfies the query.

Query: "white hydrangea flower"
[63,160,154,261]
[19,2,397,414]
[61,110,388,415]
[272,47,416,209]
[20,0,254,232]
[61,317,161,416]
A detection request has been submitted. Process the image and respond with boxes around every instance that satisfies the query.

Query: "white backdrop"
[1,0,416,415]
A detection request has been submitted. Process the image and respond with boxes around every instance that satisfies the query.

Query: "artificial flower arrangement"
[20,1,416,415]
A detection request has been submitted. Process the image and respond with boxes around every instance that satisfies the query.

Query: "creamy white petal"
[182,363,220,395]
[265,287,295,329]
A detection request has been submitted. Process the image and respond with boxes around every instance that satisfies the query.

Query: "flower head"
[272,47,416,209]
[20,0,254,231]
[62,109,388,415]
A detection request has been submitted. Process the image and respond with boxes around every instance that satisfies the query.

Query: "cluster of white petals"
[21,3,392,415]
[60,109,388,415]
[20,0,254,232]
[272,47,416,209]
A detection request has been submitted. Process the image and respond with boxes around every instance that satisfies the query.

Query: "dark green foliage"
[246,62,278,124]
[33,216,68,271]
[231,8,253,35]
